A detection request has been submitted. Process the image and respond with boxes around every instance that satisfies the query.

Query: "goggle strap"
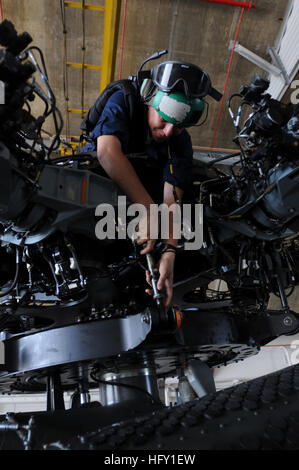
[209,87,223,102]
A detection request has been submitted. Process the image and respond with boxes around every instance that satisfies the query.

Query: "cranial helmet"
[137,53,222,128]
[139,59,222,128]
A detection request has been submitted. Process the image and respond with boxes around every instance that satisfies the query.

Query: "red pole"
[210,3,246,148]
[0,1,3,22]
[201,0,257,9]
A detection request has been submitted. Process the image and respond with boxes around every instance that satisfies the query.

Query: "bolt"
[283,316,293,327]
[142,313,150,324]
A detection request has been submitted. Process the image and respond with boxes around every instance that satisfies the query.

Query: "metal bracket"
[184,359,216,398]
[0,413,35,450]
[47,371,65,412]
[267,46,292,85]
[229,41,291,85]
[248,310,299,344]
[2,312,152,374]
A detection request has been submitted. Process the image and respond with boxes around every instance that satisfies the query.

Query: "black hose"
[0,248,21,298]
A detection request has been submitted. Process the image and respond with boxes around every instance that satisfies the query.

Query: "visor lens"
[151,61,211,98]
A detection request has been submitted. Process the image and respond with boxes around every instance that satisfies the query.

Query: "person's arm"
[97,134,153,207]
[97,134,155,253]
[156,182,183,306]
[162,181,183,248]
[145,181,183,307]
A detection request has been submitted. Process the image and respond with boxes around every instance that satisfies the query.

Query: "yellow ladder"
[61,0,121,143]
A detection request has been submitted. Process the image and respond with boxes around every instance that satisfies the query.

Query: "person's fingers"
[164,280,173,307]
[144,255,174,306]
[145,270,151,285]
[157,269,167,291]
[157,261,173,306]
[140,239,155,255]
[145,270,153,297]
[136,237,147,246]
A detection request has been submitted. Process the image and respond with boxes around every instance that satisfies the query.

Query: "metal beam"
[67,61,102,71]
[267,47,291,86]
[68,107,88,114]
[229,40,282,77]
[64,1,105,11]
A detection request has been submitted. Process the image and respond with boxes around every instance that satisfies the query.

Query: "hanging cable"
[0,247,21,298]
[60,0,70,139]
[210,0,247,148]
[81,0,86,122]
[118,0,128,79]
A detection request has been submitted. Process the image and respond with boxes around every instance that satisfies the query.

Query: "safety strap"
[80,79,139,134]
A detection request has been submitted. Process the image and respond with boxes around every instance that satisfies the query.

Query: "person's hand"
[145,251,175,307]
[136,209,157,254]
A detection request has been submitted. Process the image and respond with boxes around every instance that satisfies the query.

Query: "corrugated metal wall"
[268,0,299,100]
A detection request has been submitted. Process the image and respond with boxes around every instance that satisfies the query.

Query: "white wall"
[213,333,299,391]
[267,0,299,99]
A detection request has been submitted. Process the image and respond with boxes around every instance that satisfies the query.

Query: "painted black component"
[2,312,152,373]
[246,310,299,343]
[0,306,296,398]
[0,397,163,450]
[46,371,65,412]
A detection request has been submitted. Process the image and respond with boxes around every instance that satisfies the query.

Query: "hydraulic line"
[0,247,21,298]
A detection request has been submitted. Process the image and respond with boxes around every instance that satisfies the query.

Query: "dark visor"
[151,61,222,101]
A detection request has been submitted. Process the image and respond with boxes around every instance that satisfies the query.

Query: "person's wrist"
[160,243,177,255]
[161,249,176,259]
[161,248,176,259]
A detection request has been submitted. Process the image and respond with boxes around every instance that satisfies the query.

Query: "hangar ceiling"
[1,0,291,150]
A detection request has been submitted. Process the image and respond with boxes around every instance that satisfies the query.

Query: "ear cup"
[140,79,156,103]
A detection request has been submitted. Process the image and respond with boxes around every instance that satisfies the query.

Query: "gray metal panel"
[37,165,122,209]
